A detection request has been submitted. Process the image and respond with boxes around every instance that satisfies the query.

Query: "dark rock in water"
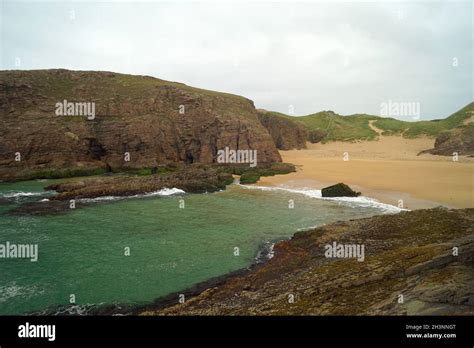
[0,197,12,205]
[321,183,361,197]
[8,200,87,216]
[42,163,293,201]
[44,166,234,201]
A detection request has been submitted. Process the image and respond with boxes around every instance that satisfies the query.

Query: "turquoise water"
[0,179,395,315]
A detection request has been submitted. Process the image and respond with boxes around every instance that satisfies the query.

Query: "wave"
[0,282,44,304]
[255,240,277,264]
[240,185,406,214]
[33,303,107,316]
[0,191,46,198]
[79,187,185,203]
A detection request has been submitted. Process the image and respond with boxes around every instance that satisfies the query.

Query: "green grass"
[1,69,258,122]
[20,167,108,181]
[297,111,379,142]
[215,162,296,184]
[239,171,261,184]
[373,103,474,138]
[2,69,250,104]
[4,69,472,142]
[267,102,473,142]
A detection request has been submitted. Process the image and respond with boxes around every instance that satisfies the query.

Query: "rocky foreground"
[139,208,474,315]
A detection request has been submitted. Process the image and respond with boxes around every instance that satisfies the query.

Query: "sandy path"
[257,136,474,209]
[368,120,384,136]
[462,112,474,125]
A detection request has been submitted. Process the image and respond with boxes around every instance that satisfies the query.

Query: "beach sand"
[257,136,474,209]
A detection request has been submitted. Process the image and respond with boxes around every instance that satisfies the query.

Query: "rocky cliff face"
[419,124,474,157]
[140,208,474,315]
[257,110,308,150]
[0,69,281,181]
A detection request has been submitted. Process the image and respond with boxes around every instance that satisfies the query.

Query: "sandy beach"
[257,136,474,209]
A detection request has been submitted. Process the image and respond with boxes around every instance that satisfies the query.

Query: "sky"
[1,0,472,120]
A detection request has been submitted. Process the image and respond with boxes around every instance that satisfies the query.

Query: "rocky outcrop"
[45,166,233,200]
[321,183,361,197]
[139,208,474,315]
[419,124,474,156]
[39,162,295,201]
[256,110,308,150]
[307,129,327,143]
[0,69,281,181]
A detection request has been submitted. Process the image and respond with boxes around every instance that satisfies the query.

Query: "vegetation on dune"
[374,103,474,138]
[298,111,379,142]
[268,102,473,142]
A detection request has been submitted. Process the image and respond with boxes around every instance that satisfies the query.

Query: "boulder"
[321,183,361,197]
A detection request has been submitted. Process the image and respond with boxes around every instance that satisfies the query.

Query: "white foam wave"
[144,187,185,197]
[80,187,185,202]
[240,185,406,214]
[1,191,45,198]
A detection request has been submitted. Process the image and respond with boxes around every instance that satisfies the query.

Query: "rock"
[8,200,88,216]
[321,183,361,197]
[256,110,308,150]
[307,129,327,143]
[418,124,474,156]
[0,69,281,181]
[44,166,234,201]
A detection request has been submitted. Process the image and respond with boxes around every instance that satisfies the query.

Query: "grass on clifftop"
[1,69,254,110]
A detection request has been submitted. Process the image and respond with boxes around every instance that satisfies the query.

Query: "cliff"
[256,110,308,150]
[0,69,281,181]
[140,208,474,315]
[419,124,474,157]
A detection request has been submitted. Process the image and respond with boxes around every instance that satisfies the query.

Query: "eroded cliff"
[0,69,281,181]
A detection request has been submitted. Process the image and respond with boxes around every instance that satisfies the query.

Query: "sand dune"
[258,136,474,209]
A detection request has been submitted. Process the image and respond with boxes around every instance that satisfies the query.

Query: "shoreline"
[255,175,444,211]
[137,207,474,315]
[257,137,474,210]
[29,245,272,316]
[28,206,474,316]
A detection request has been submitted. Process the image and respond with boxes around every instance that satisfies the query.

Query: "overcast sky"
[1,0,472,119]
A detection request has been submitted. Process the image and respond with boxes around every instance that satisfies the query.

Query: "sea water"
[0,178,401,315]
